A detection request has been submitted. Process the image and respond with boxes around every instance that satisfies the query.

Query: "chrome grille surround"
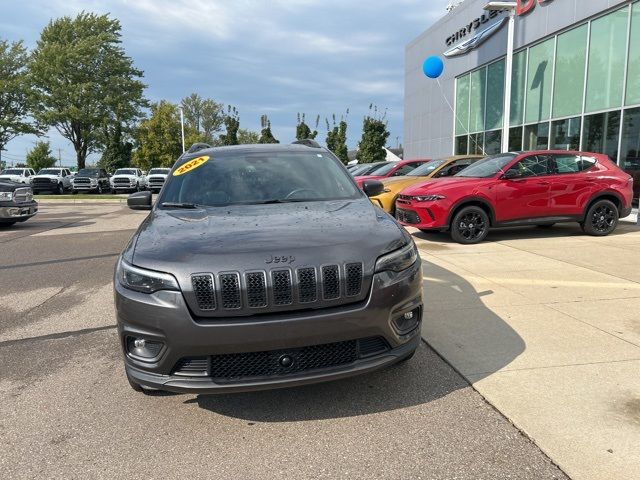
[13,187,33,203]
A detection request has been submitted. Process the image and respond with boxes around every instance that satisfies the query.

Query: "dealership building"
[404,0,640,173]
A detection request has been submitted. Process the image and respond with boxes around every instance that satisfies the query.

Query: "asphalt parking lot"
[0,202,567,479]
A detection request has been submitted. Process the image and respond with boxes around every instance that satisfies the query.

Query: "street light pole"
[178,106,186,153]
[484,1,517,153]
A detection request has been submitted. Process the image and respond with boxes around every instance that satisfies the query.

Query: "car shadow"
[191,259,525,421]
[413,221,639,243]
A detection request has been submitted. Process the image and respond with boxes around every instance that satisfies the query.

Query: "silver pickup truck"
[0,180,38,226]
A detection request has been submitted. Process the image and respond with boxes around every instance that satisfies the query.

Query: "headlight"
[116,259,179,294]
[412,194,446,202]
[0,192,14,201]
[375,241,419,273]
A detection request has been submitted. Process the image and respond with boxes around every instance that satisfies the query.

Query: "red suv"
[395,151,633,244]
[355,159,430,188]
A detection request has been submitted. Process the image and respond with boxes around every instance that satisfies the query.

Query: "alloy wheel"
[590,204,616,233]
[457,212,486,242]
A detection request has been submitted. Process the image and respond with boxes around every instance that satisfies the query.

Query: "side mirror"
[501,169,520,180]
[362,179,385,197]
[128,190,152,210]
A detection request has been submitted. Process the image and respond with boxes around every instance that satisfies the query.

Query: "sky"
[0,0,450,167]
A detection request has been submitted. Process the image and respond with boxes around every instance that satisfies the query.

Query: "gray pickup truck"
[0,180,38,226]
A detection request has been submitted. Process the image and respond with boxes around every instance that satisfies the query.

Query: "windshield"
[1,169,24,175]
[77,169,100,177]
[370,163,398,176]
[160,151,361,207]
[115,169,137,175]
[148,169,169,175]
[353,162,389,176]
[38,169,61,175]
[407,159,446,176]
[454,154,517,178]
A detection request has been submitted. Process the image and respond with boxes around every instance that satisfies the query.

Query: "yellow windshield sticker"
[173,156,209,176]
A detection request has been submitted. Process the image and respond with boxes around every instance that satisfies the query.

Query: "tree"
[26,141,57,172]
[98,123,133,172]
[237,128,260,144]
[258,115,279,144]
[0,39,41,166]
[132,101,182,170]
[30,12,147,170]
[296,113,319,141]
[219,106,240,146]
[357,105,389,163]
[181,93,224,143]
[326,111,349,165]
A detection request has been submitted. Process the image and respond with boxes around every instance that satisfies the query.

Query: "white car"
[32,168,73,194]
[0,168,36,184]
[145,168,171,193]
[110,168,146,193]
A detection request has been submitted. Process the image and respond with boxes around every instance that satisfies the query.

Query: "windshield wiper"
[161,202,199,209]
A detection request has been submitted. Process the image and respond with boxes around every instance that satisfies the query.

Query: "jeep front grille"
[246,272,267,308]
[191,274,216,311]
[190,262,365,314]
[220,273,242,309]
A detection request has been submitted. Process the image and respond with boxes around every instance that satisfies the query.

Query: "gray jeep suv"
[115,142,423,394]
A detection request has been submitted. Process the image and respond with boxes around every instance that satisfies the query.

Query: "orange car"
[369,155,483,214]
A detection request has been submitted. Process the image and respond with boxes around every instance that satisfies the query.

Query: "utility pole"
[58,148,62,167]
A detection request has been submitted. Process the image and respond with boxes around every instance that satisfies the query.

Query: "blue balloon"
[423,56,444,79]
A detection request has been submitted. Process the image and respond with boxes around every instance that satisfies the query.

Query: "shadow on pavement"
[415,222,640,244]
[193,259,525,421]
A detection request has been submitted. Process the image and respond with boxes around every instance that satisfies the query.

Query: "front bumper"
[395,198,450,230]
[0,201,38,222]
[115,260,423,393]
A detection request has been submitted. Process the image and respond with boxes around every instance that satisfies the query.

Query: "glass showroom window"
[550,117,581,150]
[469,133,484,155]
[626,2,640,106]
[484,130,502,155]
[509,127,523,151]
[510,50,527,126]
[553,25,587,119]
[455,135,469,155]
[525,38,554,124]
[485,60,505,132]
[524,122,550,150]
[455,74,470,135]
[582,111,621,161]
[586,6,629,113]
[620,108,640,170]
[469,68,486,134]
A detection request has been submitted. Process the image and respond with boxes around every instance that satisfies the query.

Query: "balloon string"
[436,78,486,156]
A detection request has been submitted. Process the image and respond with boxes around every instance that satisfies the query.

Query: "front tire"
[56,183,64,195]
[582,199,618,236]
[450,206,490,244]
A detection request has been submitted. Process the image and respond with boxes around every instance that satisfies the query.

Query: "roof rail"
[292,139,321,148]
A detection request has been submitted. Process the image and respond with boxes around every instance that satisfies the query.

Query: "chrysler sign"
[444,0,555,58]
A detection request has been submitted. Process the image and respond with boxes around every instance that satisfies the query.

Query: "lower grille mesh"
[172,337,390,381]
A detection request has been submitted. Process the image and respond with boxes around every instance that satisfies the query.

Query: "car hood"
[401,177,491,196]
[130,198,405,275]
[0,180,23,192]
[33,174,59,179]
[112,175,137,179]
[0,175,22,181]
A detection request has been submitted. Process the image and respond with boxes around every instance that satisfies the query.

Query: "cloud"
[2,0,451,163]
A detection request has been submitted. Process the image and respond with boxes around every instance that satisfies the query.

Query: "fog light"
[126,336,163,360]
[392,307,421,334]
